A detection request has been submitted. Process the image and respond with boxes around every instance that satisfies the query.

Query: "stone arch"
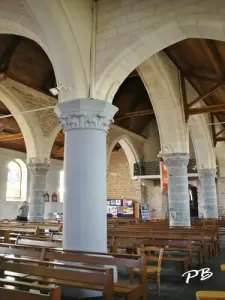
[136,52,215,166]
[95,14,225,101]
[189,114,216,169]
[137,53,188,153]
[107,135,140,177]
[24,0,90,101]
[0,84,42,160]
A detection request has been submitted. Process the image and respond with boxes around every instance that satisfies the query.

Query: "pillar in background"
[199,169,218,218]
[217,177,225,217]
[163,153,190,227]
[56,98,117,252]
[28,158,50,222]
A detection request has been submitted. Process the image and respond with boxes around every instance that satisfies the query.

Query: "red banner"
[161,161,168,191]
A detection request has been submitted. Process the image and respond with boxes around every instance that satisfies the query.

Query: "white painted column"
[199,169,218,218]
[163,153,191,227]
[55,99,118,252]
[28,158,50,222]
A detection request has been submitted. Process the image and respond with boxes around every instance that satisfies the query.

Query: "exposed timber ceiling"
[1,35,225,158]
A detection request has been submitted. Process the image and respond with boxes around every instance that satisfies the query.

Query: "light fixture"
[49,84,72,96]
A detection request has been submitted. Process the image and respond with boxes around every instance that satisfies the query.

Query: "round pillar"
[163,153,190,227]
[199,168,218,218]
[55,99,118,252]
[28,158,50,222]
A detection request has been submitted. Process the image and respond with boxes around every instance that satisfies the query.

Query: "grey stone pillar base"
[28,158,50,222]
[199,169,218,219]
[163,153,190,227]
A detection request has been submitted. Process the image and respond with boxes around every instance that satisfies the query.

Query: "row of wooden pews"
[0,242,147,299]
[0,217,224,299]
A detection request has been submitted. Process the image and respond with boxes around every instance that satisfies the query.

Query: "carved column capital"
[55,98,118,133]
[28,157,50,175]
[162,153,189,168]
[199,168,217,180]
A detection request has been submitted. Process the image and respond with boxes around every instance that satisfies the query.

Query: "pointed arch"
[107,135,140,177]
[95,14,225,102]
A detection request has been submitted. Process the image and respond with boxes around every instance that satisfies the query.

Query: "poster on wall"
[160,161,168,191]
[140,204,150,220]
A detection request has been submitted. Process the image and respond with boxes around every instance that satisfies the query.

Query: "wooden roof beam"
[189,104,225,115]
[0,36,22,74]
[215,128,225,137]
[0,133,23,141]
[200,39,224,78]
[185,73,225,84]
[188,84,222,108]
[217,137,225,142]
[115,109,154,121]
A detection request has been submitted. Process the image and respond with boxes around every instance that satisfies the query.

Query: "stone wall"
[107,147,142,201]
[143,180,167,219]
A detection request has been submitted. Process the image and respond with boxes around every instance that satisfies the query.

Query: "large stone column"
[217,177,225,217]
[55,99,118,252]
[163,153,190,227]
[199,169,218,218]
[28,158,50,222]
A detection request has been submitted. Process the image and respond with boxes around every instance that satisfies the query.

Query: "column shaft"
[199,169,218,218]
[56,99,117,252]
[28,158,49,222]
[163,153,190,227]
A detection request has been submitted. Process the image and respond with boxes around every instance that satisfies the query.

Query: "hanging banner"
[160,161,168,191]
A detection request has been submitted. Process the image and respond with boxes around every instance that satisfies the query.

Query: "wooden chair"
[197,291,225,299]
[130,246,164,295]
[0,278,61,300]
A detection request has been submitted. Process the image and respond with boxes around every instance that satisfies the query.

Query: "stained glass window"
[6,160,22,199]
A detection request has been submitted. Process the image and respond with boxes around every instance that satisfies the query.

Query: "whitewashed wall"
[0,148,63,219]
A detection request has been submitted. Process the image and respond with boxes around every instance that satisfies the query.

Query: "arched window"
[59,170,64,202]
[6,159,27,201]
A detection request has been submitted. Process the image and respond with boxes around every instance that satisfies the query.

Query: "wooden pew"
[0,243,148,300]
[0,256,114,300]
[197,291,225,299]
[0,278,61,300]
[0,230,10,243]
[110,236,192,272]
[15,237,62,248]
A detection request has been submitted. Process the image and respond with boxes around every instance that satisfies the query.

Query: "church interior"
[1,0,225,299]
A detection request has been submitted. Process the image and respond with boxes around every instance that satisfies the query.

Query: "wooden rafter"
[200,39,224,78]
[216,137,225,142]
[0,133,23,141]
[185,73,225,85]
[0,36,22,73]
[216,128,225,137]
[189,104,225,115]
[115,109,154,121]
[188,84,222,108]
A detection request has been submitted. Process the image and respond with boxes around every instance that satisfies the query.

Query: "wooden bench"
[0,278,61,300]
[0,243,148,300]
[110,236,192,272]
[0,256,114,300]
[15,237,62,248]
[196,291,225,299]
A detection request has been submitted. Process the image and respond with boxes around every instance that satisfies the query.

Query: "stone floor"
[63,240,225,300]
